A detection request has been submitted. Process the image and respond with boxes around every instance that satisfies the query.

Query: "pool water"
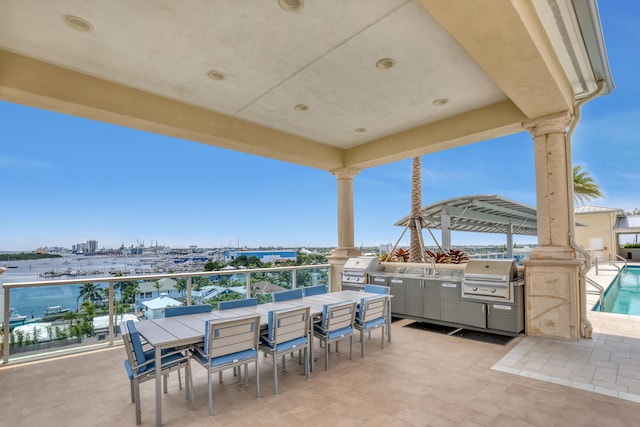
[597,266,640,315]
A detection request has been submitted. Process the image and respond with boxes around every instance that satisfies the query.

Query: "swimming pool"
[596,266,640,315]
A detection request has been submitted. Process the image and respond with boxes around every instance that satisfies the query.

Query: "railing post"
[186,277,192,305]
[292,269,297,289]
[595,258,599,275]
[246,272,252,297]
[108,280,115,345]
[3,286,10,364]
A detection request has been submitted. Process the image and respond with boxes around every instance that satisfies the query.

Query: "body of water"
[0,254,172,323]
[598,266,640,315]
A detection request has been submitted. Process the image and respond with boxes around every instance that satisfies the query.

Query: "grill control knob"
[490,288,496,293]
[473,287,478,291]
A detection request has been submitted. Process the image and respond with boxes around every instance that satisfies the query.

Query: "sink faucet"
[424,256,436,276]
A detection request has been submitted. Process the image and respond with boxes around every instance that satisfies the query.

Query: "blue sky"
[1,2,637,252]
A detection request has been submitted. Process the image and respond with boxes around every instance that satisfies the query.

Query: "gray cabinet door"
[461,301,487,328]
[440,282,461,323]
[369,275,388,286]
[423,280,441,320]
[389,278,406,315]
[487,286,524,332]
[406,279,423,317]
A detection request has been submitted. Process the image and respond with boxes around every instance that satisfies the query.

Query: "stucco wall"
[574,212,618,261]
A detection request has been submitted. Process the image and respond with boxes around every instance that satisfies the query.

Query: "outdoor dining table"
[134,290,387,426]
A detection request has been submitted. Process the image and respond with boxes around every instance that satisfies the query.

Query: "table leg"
[387,299,392,343]
[155,345,162,427]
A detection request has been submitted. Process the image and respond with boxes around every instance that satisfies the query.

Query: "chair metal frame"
[354,295,388,357]
[313,301,357,370]
[191,315,261,416]
[259,306,311,394]
[121,320,194,425]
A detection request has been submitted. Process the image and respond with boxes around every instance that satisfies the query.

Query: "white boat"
[7,308,27,325]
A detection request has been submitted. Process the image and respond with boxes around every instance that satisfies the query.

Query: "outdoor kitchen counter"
[369,264,524,335]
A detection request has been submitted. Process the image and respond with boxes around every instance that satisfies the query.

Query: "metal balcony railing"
[1,264,330,364]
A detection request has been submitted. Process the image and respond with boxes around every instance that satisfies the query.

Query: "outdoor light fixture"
[354,128,366,133]
[376,58,395,69]
[279,0,303,11]
[294,104,309,111]
[207,70,225,81]
[432,98,449,106]
[63,15,93,33]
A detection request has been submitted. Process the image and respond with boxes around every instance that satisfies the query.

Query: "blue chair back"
[266,306,309,343]
[218,298,258,310]
[272,288,303,302]
[125,320,148,372]
[303,285,327,296]
[165,304,212,317]
[356,295,387,325]
[364,284,390,295]
[321,301,356,332]
[203,315,261,358]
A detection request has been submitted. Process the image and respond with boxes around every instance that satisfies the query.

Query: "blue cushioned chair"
[218,298,258,310]
[364,284,390,295]
[259,306,311,394]
[191,315,261,416]
[354,295,388,357]
[121,320,193,425]
[165,304,212,317]
[313,301,357,370]
[272,288,303,302]
[303,285,327,297]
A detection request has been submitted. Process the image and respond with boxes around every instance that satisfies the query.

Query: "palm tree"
[78,283,101,303]
[409,156,425,263]
[573,165,604,205]
[153,280,162,297]
[175,278,187,297]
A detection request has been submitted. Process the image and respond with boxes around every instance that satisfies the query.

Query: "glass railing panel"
[2,264,330,363]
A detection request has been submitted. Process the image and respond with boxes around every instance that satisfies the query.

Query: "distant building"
[137,278,180,302]
[379,243,393,254]
[224,250,297,263]
[141,295,184,320]
[575,205,640,262]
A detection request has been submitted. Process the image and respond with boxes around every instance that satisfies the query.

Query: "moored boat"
[42,305,71,321]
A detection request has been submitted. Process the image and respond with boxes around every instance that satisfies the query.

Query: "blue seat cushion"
[124,350,185,379]
[314,324,353,341]
[357,317,385,330]
[192,347,258,367]
[260,336,308,353]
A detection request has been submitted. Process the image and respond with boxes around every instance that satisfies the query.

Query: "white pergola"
[395,194,537,258]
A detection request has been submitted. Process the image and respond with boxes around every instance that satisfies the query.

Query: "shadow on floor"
[404,321,515,345]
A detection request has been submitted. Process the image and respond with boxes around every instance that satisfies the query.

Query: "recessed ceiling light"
[432,98,448,106]
[63,15,93,33]
[207,70,225,81]
[376,58,395,70]
[294,104,308,111]
[279,0,303,11]
[354,128,367,133]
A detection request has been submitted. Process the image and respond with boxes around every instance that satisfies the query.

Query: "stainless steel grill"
[341,256,380,291]
[462,259,519,303]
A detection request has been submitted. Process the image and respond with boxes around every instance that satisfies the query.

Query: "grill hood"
[463,259,518,282]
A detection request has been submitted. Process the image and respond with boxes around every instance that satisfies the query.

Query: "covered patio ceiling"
[0,0,612,171]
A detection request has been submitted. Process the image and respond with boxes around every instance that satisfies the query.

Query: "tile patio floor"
[1,265,639,426]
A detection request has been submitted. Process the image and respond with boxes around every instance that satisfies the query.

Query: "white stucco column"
[523,112,582,340]
[326,167,361,291]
